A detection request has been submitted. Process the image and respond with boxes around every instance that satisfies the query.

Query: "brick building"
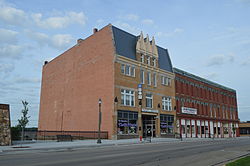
[0,104,11,146]
[38,24,239,140]
[239,122,250,136]
[38,24,176,139]
[174,68,239,138]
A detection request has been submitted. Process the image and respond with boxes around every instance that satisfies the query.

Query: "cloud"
[96,19,104,24]
[141,19,154,25]
[50,34,74,50]
[0,44,23,59]
[114,21,140,34]
[0,4,28,26]
[0,1,87,29]
[25,30,74,50]
[31,11,87,29]
[121,14,139,21]
[203,72,218,80]
[0,28,18,44]
[156,28,184,38]
[0,63,14,74]
[14,77,41,84]
[206,54,235,67]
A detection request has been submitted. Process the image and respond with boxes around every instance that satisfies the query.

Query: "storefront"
[178,118,238,138]
[117,110,138,139]
[117,110,174,139]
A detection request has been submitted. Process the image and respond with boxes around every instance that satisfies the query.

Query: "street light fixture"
[97,98,102,144]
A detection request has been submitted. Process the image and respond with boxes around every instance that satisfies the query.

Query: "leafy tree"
[17,100,30,142]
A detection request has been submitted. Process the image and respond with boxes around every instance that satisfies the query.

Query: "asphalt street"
[1,138,250,166]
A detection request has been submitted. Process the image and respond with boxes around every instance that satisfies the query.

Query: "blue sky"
[0,0,250,127]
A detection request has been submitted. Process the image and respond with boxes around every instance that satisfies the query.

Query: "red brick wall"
[38,25,115,138]
[175,72,239,123]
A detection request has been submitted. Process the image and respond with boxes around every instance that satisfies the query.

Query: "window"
[117,111,138,135]
[121,64,135,77]
[140,70,144,84]
[125,65,130,75]
[147,71,151,85]
[161,76,171,86]
[121,64,125,74]
[160,115,174,134]
[162,97,172,111]
[131,66,135,77]
[147,56,150,65]
[121,89,135,107]
[152,58,156,67]
[146,93,153,108]
[153,73,157,87]
[140,54,144,63]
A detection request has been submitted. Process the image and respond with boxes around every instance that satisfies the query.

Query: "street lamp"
[97,98,102,144]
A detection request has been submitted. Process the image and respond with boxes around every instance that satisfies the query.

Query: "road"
[1,138,250,166]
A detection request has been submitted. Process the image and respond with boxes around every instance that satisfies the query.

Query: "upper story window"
[146,93,153,108]
[121,64,135,77]
[162,97,172,111]
[152,58,156,67]
[146,56,150,65]
[147,71,151,85]
[140,54,144,63]
[153,73,157,87]
[121,89,135,107]
[161,76,171,86]
[140,69,144,84]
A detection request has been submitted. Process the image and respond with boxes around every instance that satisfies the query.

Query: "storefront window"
[160,114,174,134]
[191,125,195,134]
[117,110,138,135]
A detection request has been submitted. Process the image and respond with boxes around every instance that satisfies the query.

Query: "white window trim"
[147,56,150,65]
[162,97,172,111]
[146,93,153,108]
[140,70,145,84]
[153,73,157,87]
[122,64,136,77]
[121,64,125,74]
[147,71,151,85]
[141,54,144,63]
[153,58,156,67]
[121,89,135,107]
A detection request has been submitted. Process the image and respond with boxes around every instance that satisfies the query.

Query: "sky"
[0,0,250,127]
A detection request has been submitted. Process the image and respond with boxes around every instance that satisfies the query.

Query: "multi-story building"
[38,24,239,140]
[174,68,240,138]
[38,24,176,139]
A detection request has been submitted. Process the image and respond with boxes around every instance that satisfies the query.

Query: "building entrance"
[142,115,156,137]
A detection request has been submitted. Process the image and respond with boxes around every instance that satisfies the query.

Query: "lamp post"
[97,98,102,144]
[113,97,118,140]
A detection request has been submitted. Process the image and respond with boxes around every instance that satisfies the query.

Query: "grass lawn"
[226,156,250,166]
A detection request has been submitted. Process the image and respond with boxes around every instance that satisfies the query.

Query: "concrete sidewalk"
[0,137,244,154]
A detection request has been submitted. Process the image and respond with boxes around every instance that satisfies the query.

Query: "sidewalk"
[0,137,244,154]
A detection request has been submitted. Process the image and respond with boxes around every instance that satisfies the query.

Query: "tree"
[17,100,30,142]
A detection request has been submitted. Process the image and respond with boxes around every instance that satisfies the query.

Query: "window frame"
[162,96,172,111]
[146,93,153,108]
[147,71,151,85]
[121,89,135,107]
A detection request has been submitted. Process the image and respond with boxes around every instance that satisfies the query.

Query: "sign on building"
[138,84,142,100]
[181,107,197,115]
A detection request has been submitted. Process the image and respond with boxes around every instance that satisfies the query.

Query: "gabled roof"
[111,25,173,73]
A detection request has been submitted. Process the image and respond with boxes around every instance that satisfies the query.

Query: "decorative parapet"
[136,32,158,58]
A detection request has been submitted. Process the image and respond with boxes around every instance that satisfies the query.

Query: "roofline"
[173,67,236,93]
